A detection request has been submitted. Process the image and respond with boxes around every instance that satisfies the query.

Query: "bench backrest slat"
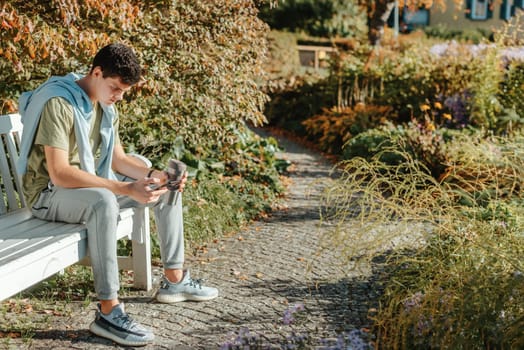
[0,161,6,215]
[0,142,18,212]
[0,114,26,215]
[4,125,25,208]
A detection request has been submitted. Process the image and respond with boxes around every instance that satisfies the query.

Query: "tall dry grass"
[321,135,524,349]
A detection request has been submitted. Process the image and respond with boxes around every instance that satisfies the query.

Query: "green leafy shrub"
[118,0,270,160]
[341,124,404,164]
[498,62,524,133]
[264,30,303,80]
[424,25,492,43]
[466,46,505,131]
[264,77,335,134]
[342,122,453,180]
[183,176,261,245]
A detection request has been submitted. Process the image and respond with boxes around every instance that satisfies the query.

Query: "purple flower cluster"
[221,303,372,349]
[500,47,524,67]
[220,327,262,350]
[429,41,493,58]
[282,303,305,325]
[403,291,424,313]
[442,91,472,128]
[318,329,372,350]
[338,329,371,350]
[430,41,524,67]
[284,332,309,349]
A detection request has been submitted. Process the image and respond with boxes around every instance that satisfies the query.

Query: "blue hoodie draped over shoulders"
[17,73,116,180]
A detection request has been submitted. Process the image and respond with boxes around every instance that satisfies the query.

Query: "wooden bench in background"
[0,113,153,301]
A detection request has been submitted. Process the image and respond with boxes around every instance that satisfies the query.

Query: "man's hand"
[152,170,188,193]
[127,176,169,204]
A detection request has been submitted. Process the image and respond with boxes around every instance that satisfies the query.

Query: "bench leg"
[131,207,152,291]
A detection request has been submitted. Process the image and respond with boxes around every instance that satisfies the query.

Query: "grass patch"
[0,287,77,346]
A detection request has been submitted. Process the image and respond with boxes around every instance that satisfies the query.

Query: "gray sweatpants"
[31,182,184,300]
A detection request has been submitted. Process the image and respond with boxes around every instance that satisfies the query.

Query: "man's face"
[92,67,133,106]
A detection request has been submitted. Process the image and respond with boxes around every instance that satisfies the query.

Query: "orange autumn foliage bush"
[302,103,392,154]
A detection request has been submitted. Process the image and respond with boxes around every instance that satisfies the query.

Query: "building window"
[386,7,430,33]
[471,0,489,20]
[402,8,430,28]
[466,0,495,20]
[500,0,514,20]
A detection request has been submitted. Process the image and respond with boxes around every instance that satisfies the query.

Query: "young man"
[17,43,218,346]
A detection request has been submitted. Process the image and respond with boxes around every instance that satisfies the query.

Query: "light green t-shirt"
[23,97,120,206]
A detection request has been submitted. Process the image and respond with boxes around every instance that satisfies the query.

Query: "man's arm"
[45,145,167,203]
[111,143,168,183]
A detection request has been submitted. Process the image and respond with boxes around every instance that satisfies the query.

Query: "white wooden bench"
[0,113,153,301]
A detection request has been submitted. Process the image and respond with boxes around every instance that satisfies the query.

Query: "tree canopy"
[363,0,469,44]
[265,0,479,45]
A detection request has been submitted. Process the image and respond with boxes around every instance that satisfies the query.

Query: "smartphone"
[149,182,168,190]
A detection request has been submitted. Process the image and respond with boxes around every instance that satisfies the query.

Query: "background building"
[391,0,524,33]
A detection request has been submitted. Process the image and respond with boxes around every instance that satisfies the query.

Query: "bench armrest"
[128,153,152,168]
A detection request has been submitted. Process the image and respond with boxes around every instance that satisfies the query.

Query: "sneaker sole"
[89,321,153,347]
[156,292,219,304]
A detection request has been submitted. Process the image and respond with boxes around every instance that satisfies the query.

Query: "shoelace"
[112,312,136,329]
[160,275,205,289]
[186,278,203,289]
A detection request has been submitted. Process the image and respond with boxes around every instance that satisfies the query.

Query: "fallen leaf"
[23,304,33,313]
[6,332,21,338]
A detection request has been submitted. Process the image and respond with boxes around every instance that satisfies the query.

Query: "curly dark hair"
[91,43,141,85]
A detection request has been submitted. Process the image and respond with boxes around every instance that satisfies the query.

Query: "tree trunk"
[367,0,396,46]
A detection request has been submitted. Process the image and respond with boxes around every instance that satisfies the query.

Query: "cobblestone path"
[3,130,382,350]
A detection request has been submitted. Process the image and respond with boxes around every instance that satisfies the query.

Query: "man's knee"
[91,188,119,214]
